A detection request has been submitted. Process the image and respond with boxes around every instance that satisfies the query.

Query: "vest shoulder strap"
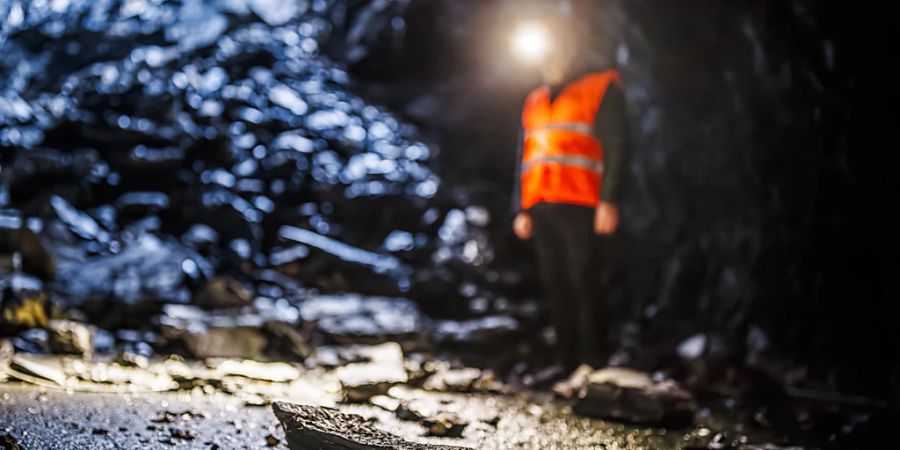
[574,70,622,113]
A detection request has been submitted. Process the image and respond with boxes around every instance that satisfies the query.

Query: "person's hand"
[594,202,619,235]
[513,212,533,240]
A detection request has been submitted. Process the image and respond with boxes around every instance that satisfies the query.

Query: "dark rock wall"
[0,0,500,318]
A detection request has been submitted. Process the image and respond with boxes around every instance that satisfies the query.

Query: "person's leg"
[584,236,610,363]
[558,205,605,364]
[530,203,580,368]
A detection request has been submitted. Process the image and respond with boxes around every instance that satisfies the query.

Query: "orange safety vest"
[520,69,621,210]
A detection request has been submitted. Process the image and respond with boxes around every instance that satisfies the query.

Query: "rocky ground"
[1,340,826,450]
[0,373,802,450]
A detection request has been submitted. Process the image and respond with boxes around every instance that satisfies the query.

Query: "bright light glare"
[510,22,553,65]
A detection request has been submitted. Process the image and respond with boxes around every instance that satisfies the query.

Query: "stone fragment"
[249,0,304,26]
[279,226,410,281]
[8,354,67,385]
[1,433,24,450]
[46,320,94,358]
[0,290,47,329]
[432,316,520,350]
[392,401,424,422]
[552,364,595,399]
[678,333,707,360]
[299,295,427,344]
[115,191,170,216]
[369,395,401,412]
[336,343,408,402]
[423,413,467,439]
[181,224,220,250]
[182,327,268,360]
[11,328,48,354]
[272,401,467,450]
[49,195,109,242]
[167,427,196,441]
[558,366,697,427]
[422,367,483,393]
[115,351,150,369]
[0,339,12,380]
[160,302,308,360]
[152,410,205,423]
[92,328,115,354]
[269,245,311,266]
[391,396,471,439]
[54,235,212,305]
[195,276,253,309]
[263,320,313,360]
[0,225,57,277]
[215,359,300,383]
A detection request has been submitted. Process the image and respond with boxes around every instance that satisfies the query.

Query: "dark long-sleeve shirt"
[512,75,629,213]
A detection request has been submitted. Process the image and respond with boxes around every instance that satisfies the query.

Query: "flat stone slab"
[560,366,697,427]
[272,401,468,450]
[336,343,408,402]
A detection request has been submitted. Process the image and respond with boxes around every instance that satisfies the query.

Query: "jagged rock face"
[272,401,467,450]
[0,0,507,323]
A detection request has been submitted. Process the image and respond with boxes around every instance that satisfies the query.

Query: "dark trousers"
[530,202,607,367]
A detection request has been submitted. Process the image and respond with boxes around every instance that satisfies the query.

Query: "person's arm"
[511,126,524,214]
[512,126,533,240]
[593,82,628,235]
[596,84,628,203]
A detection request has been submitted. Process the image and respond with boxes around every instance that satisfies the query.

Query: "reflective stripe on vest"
[522,155,605,174]
[523,122,595,138]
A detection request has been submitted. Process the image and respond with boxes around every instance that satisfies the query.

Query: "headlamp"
[510,21,553,65]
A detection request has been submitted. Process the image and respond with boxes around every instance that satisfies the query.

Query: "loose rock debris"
[151,410,206,423]
[0,434,23,450]
[0,337,821,449]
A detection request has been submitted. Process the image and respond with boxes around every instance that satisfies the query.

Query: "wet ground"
[1,384,287,450]
[1,377,799,450]
[0,383,684,449]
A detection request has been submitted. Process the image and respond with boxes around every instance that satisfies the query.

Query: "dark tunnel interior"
[1,1,896,449]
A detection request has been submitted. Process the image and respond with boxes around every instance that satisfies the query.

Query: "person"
[511,25,629,369]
